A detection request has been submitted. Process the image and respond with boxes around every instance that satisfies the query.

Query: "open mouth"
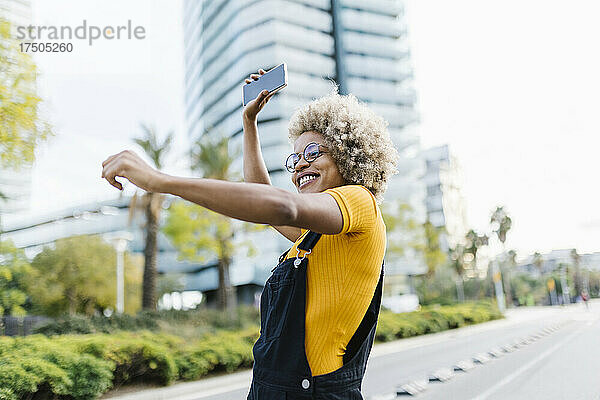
[298,173,319,189]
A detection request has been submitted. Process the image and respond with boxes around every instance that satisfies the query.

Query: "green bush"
[0,363,38,396]
[45,352,113,400]
[0,388,17,400]
[33,314,96,335]
[1,355,71,396]
[32,306,259,338]
[0,302,501,398]
[0,335,113,399]
[375,301,503,342]
[69,333,178,386]
[33,313,159,336]
[174,329,256,381]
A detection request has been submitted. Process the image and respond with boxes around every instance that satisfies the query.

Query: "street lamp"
[106,231,134,314]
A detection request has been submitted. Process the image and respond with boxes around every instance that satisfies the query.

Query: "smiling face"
[291,131,346,193]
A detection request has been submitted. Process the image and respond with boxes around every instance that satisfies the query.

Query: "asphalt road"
[366,301,600,400]
[110,301,600,400]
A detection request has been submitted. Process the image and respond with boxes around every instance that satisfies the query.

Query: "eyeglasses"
[285,142,328,173]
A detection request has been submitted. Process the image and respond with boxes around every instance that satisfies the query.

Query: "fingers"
[101,154,126,190]
[107,175,123,190]
[258,89,269,102]
[245,69,266,84]
[102,153,119,168]
[102,150,131,168]
[102,165,124,190]
[258,90,274,108]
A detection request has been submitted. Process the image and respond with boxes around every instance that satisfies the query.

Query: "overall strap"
[297,231,322,252]
[292,231,322,268]
[276,231,322,267]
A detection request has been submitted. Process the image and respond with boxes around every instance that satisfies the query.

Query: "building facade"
[183,0,424,282]
[516,250,600,275]
[421,144,468,252]
[1,196,271,307]
[4,0,426,308]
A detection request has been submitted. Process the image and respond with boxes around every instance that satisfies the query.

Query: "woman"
[101,68,398,399]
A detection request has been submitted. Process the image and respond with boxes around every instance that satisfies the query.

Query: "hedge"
[375,300,503,342]
[0,301,501,399]
[32,306,259,337]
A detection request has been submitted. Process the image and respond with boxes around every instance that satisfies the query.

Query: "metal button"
[301,379,310,389]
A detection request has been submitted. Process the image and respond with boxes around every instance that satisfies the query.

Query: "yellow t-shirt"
[284,184,386,376]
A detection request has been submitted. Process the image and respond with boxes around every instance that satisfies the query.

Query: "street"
[109,301,600,400]
[366,301,600,399]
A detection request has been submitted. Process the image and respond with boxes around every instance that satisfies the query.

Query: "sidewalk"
[104,303,588,400]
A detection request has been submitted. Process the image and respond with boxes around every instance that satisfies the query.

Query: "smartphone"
[242,63,287,106]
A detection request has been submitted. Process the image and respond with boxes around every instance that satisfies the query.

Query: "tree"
[491,206,513,306]
[570,249,583,297]
[490,206,512,244]
[449,244,466,302]
[422,221,447,278]
[464,229,489,271]
[0,18,52,238]
[0,240,33,316]
[29,235,142,316]
[382,202,426,270]
[507,250,517,268]
[130,124,174,310]
[506,249,518,303]
[163,134,260,314]
[0,18,51,168]
[532,252,544,277]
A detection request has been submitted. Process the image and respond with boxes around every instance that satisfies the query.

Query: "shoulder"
[323,185,380,234]
[324,185,378,213]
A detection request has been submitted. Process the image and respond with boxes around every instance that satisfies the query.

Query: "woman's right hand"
[242,68,275,122]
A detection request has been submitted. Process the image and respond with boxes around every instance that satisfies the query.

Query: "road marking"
[468,328,582,400]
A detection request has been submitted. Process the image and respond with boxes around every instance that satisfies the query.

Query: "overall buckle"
[293,248,311,268]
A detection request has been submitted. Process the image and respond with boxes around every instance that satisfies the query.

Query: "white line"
[468,328,582,400]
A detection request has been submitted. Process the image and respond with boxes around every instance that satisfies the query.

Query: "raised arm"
[243,69,302,242]
[100,150,343,235]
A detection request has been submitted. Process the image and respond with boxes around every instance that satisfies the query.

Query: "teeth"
[299,175,317,186]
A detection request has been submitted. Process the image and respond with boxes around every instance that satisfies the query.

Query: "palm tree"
[491,206,513,306]
[130,124,174,310]
[570,249,582,297]
[464,229,489,268]
[449,244,466,302]
[490,206,512,244]
[190,133,239,312]
[532,252,544,277]
[507,250,517,272]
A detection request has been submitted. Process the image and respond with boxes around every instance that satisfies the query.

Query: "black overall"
[248,231,384,399]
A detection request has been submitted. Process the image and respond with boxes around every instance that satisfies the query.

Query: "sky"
[403,0,600,256]
[5,0,599,258]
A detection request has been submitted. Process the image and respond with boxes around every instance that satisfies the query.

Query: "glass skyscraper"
[183,0,425,291]
[183,0,419,182]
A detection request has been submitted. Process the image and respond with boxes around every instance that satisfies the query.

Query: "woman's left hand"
[101,150,163,192]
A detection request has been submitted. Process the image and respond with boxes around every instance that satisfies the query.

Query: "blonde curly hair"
[288,87,399,202]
